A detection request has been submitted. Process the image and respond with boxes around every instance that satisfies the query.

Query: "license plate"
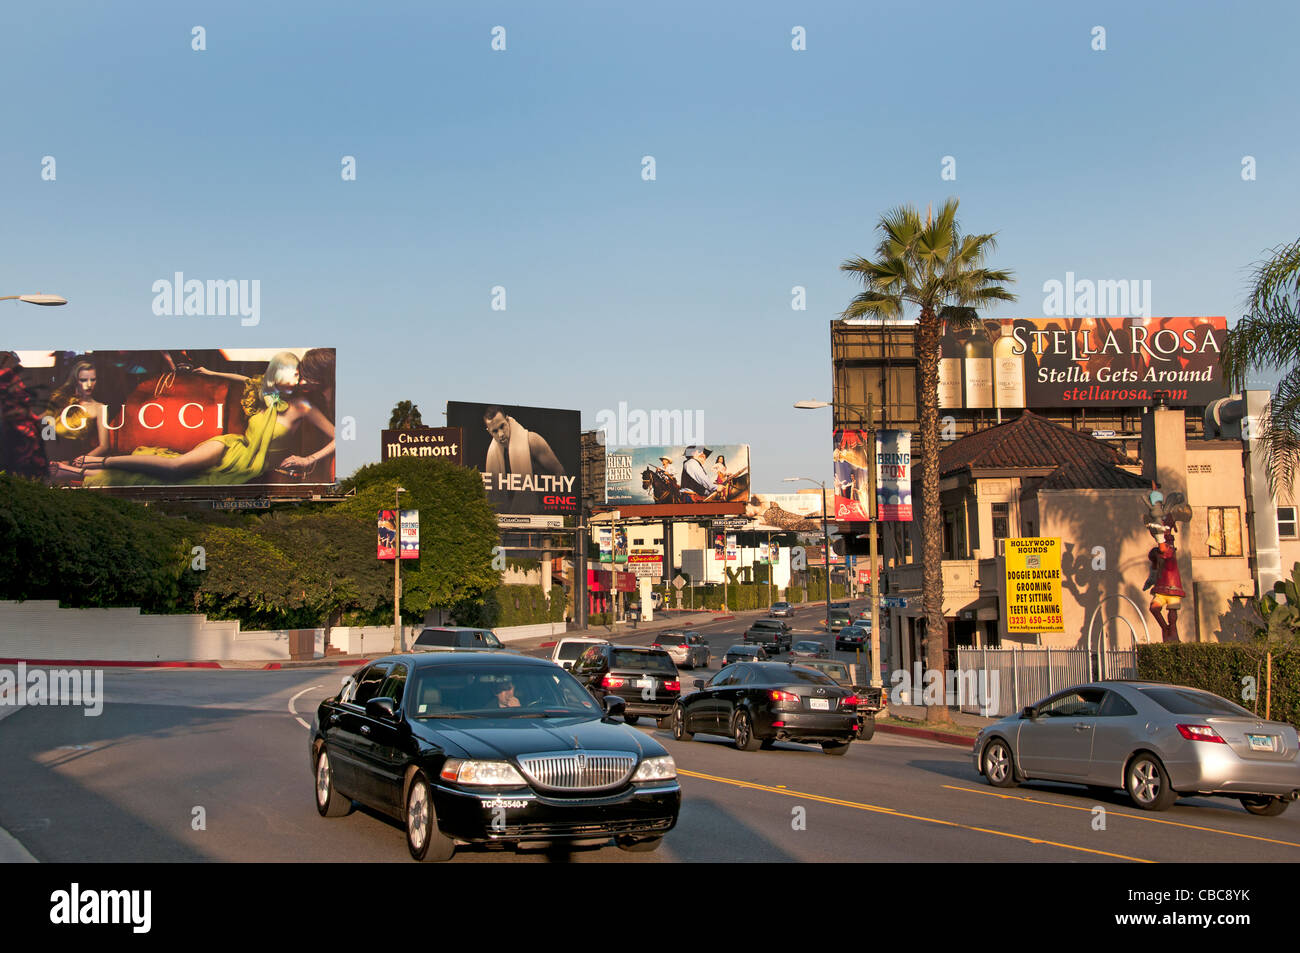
[637,677,655,691]
[809,698,830,711]
[1246,733,1276,752]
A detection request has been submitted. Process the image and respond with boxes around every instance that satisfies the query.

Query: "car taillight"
[650,643,661,649]
[770,690,799,703]
[602,675,626,689]
[663,679,680,692]
[1176,724,1226,743]
[842,694,860,707]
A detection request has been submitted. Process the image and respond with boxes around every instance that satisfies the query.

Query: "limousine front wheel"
[406,773,455,862]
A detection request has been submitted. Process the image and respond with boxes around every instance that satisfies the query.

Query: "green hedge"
[1136,643,1300,728]
[455,584,567,628]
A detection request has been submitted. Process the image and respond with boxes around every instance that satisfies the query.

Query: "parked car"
[550,637,610,671]
[570,645,681,728]
[973,681,1300,814]
[830,602,852,610]
[836,623,870,651]
[744,619,792,653]
[792,658,886,739]
[769,602,794,618]
[724,644,770,664]
[311,653,680,861]
[411,627,510,653]
[789,640,830,660]
[673,662,860,755]
[651,631,711,670]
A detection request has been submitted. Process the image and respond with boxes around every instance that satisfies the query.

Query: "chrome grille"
[517,751,636,792]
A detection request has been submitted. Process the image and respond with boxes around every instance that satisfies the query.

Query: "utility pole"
[392,486,406,654]
[866,394,882,689]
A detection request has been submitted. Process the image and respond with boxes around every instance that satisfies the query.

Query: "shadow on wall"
[1047,490,1158,649]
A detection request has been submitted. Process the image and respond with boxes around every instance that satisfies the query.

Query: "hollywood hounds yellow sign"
[1004,537,1064,634]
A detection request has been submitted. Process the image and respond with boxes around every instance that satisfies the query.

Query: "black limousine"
[311,653,681,861]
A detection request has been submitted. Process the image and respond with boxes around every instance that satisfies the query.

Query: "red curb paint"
[875,723,976,747]
[0,658,222,668]
[539,641,558,649]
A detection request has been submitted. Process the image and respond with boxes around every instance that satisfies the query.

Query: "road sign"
[881,597,908,609]
[672,575,687,590]
[1091,430,1116,438]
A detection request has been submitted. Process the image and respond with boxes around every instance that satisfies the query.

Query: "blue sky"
[3,0,1297,487]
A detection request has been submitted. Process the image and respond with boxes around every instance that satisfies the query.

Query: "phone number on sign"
[1009,615,1062,628]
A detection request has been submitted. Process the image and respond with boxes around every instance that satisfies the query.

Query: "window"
[1098,691,1137,717]
[378,663,408,705]
[1279,506,1298,539]
[1207,507,1243,556]
[991,503,1009,541]
[350,663,391,706]
[1036,688,1104,717]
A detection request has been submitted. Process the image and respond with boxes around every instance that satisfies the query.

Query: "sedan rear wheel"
[733,711,761,751]
[821,740,851,756]
[1126,753,1177,811]
[624,714,640,726]
[406,773,455,862]
[982,738,1018,788]
[315,748,352,817]
[617,836,663,853]
[1239,795,1289,816]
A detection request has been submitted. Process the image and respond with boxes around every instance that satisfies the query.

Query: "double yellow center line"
[679,769,1154,862]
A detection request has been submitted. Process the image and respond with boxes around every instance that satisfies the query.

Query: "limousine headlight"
[440,759,526,786]
[632,755,677,782]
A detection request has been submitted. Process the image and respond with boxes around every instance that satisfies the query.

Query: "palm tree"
[388,401,423,430]
[840,199,1016,724]
[1222,236,1300,500]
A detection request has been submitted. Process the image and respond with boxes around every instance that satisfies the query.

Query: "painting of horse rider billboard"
[605,444,751,505]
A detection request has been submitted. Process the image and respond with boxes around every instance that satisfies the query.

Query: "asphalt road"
[1,603,1297,863]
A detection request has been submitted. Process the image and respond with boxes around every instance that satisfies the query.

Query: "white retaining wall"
[0,600,313,662]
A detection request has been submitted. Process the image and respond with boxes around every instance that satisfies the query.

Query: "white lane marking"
[289,685,320,731]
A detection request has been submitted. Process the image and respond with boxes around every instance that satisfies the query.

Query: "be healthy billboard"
[936,317,1227,409]
[8,348,336,489]
[447,401,580,516]
[1004,537,1064,634]
[605,444,750,504]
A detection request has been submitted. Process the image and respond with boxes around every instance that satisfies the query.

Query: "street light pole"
[393,486,406,653]
[795,397,882,688]
[785,476,831,638]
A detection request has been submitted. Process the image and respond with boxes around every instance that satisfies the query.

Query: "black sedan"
[672,662,860,755]
[311,653,681,861]
[723,644,771,664]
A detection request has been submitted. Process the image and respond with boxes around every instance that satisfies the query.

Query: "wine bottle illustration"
[994,319,1026,409]
[938,325,962,409]
[964,324,993,408]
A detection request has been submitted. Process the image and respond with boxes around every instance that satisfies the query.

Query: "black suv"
[570,645,681,728]
[743,619,791,653]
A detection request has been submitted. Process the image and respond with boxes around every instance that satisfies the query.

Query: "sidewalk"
[874,704,997,747]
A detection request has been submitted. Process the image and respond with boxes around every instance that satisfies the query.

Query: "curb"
[875,723,977,747]
[0,658,222,669]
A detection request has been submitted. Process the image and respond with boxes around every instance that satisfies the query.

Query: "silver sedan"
[973,680,1300,814]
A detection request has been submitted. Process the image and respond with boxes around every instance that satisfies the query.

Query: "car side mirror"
[366,697,398,721]
[602,695,626,719]
[1021,706,1037,719]
[693,679,705,690]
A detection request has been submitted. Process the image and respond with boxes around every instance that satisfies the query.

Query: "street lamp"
[795,397,882,688]
[784,476,832,640]
[1,294,67,306]
[393,486,406,653]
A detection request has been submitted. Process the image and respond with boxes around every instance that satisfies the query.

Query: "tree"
[1221,236,1300,500]
[338,457,500,622]
[388,401,424,430]
[840,199,1015,724]
[1253,561,1300,720]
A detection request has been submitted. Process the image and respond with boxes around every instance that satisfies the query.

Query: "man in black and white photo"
[680,445,715,499]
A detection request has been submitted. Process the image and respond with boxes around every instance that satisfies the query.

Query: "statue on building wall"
[1142,484,1193,642]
